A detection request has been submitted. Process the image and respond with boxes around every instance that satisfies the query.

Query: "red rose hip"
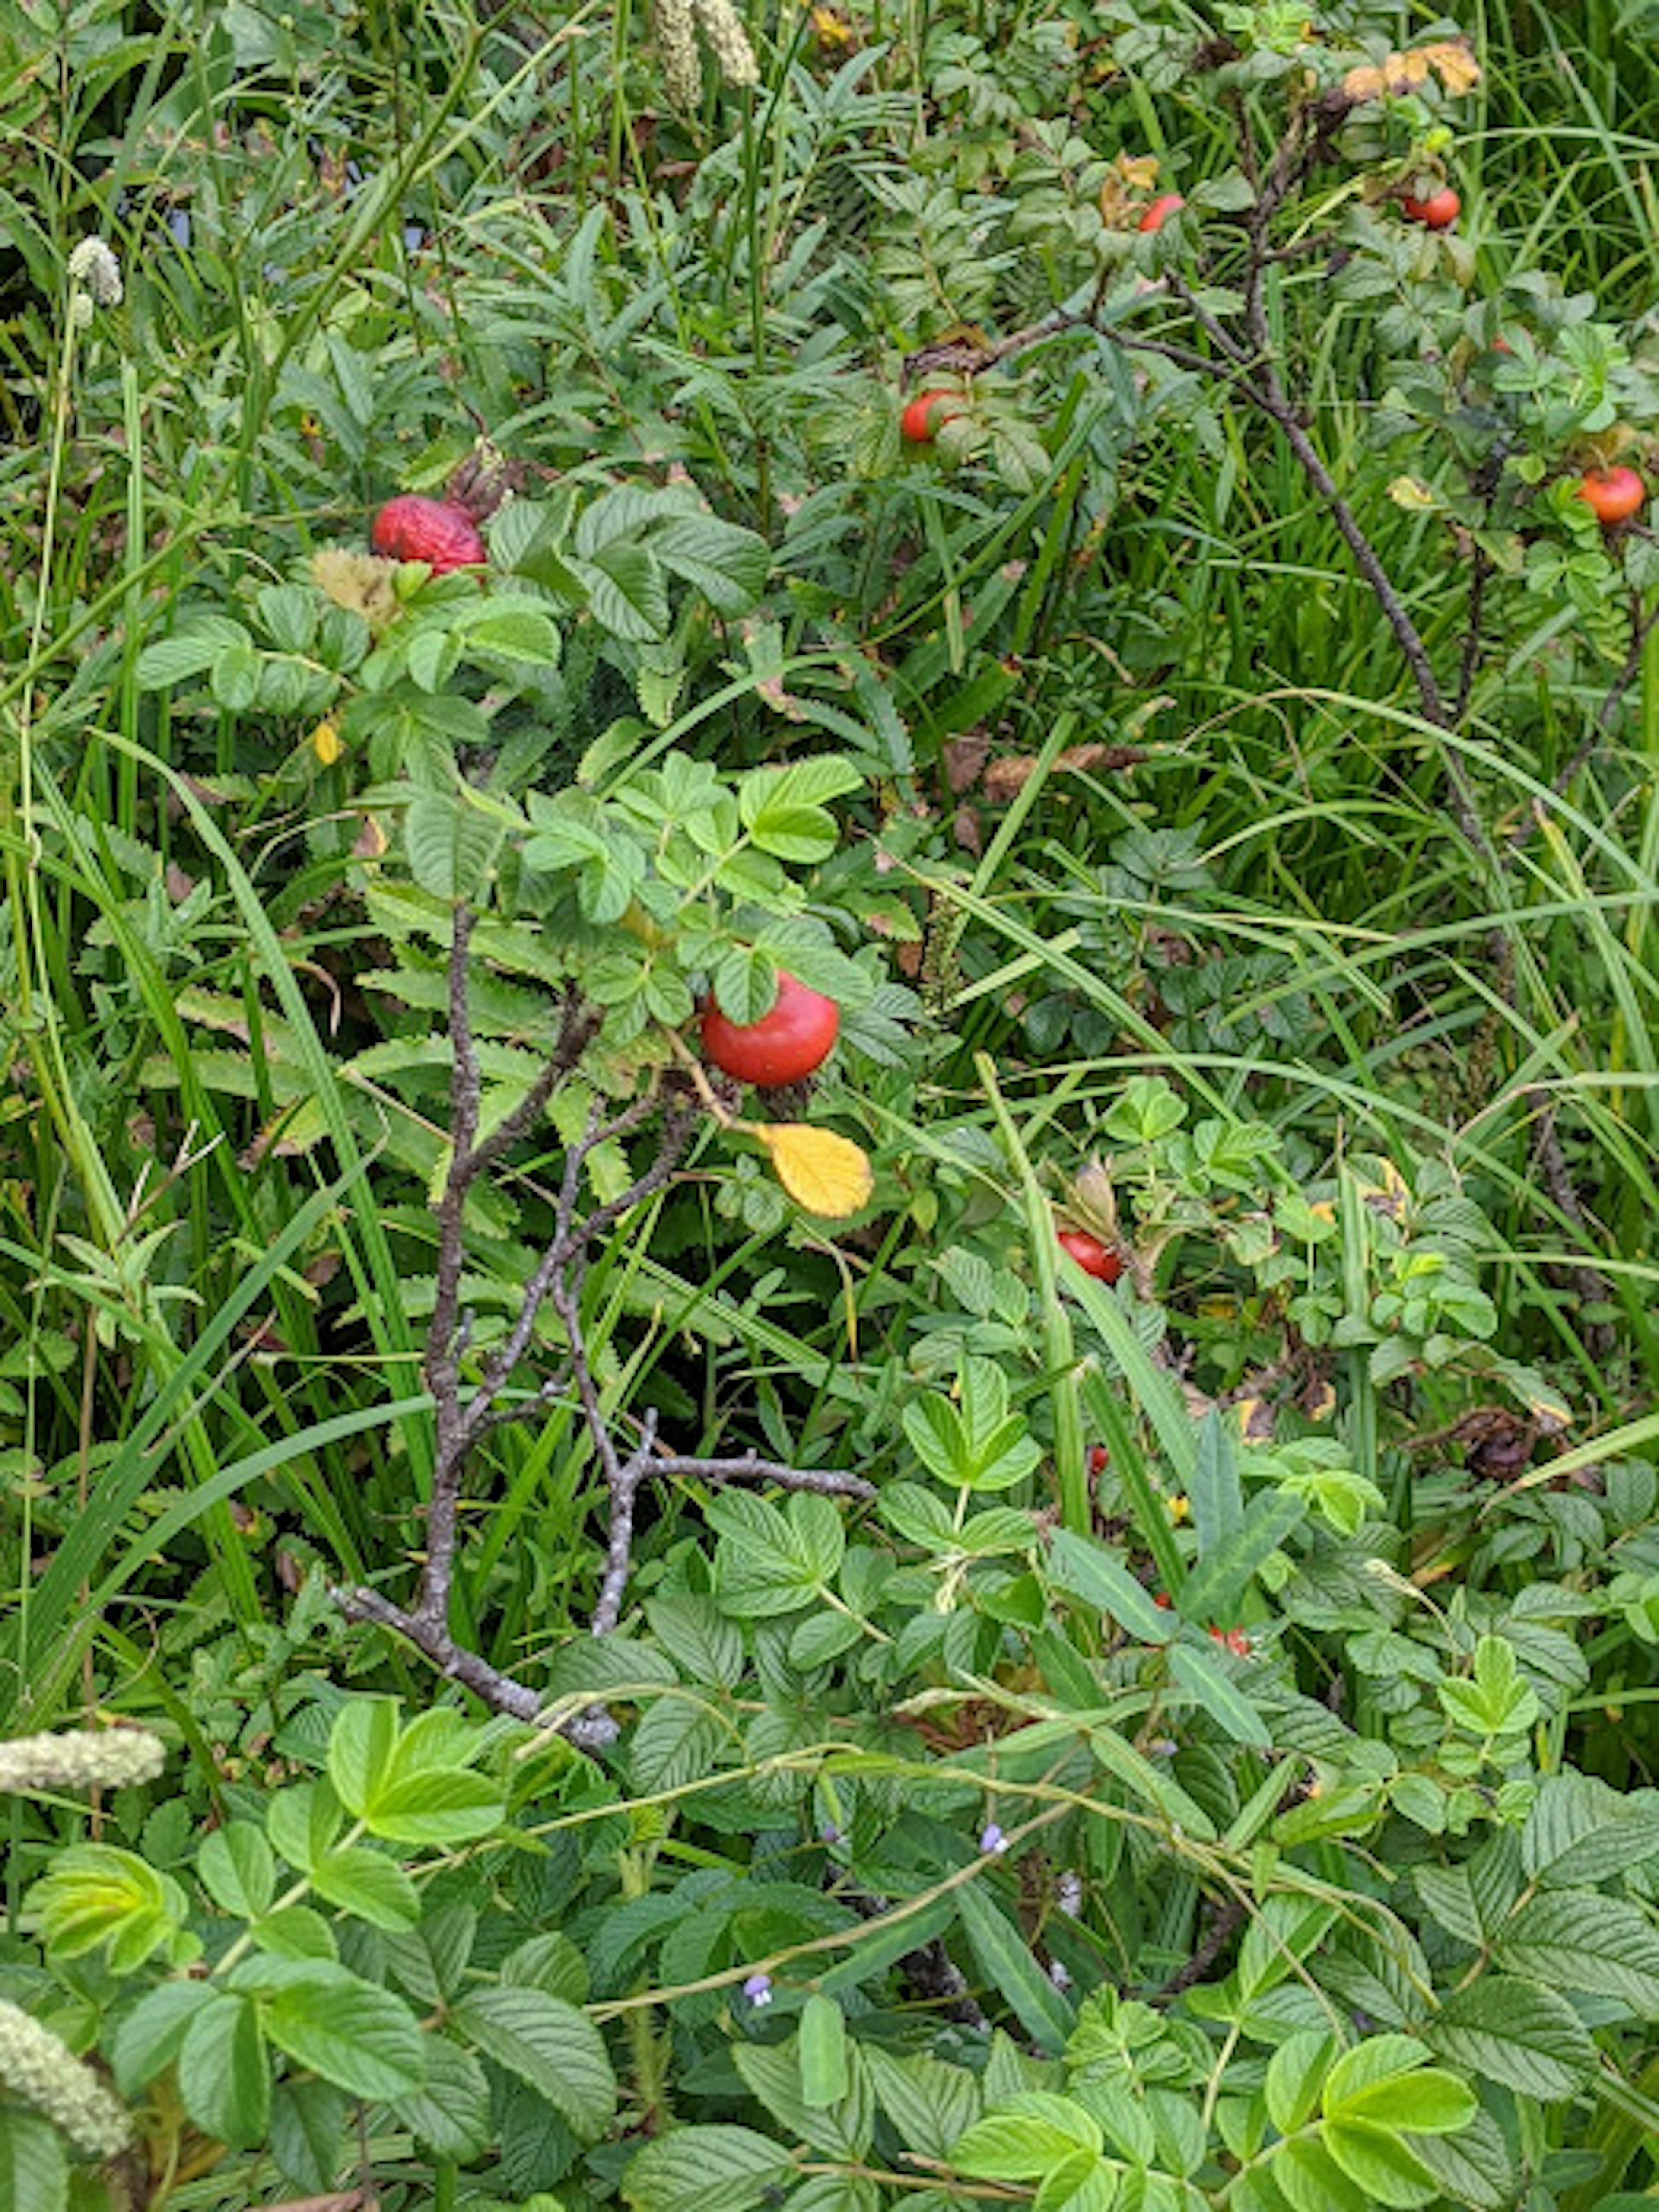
[371,494,487,572]
[1057,1228,1124,1283]
[700,970,840,1087]
[1400,188,1460,229]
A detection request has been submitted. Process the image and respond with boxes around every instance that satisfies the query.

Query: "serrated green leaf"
[264,1978,426,2101]
[0,2107,67,2212]
[624,2124,797,2212]
[452,1985,617,2139]
[1422,1974,1595,2099]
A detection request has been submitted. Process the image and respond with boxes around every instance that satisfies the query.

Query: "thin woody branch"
[336,907,873,1720]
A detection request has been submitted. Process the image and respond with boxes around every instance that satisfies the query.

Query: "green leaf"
[624,2125,797,2212]
[953,2093,1102,2178]
[863,2047,980,2162]
[502,1932,591,2006]
[452,1985,617,2139]
[1047,1529,1174,1644]
[1188,1408,1243,1560]
[1270,2134,1371,2212]
[1179,1486,1305,1626]
[264,1978,426,2101]
[576,544,670,641]
[179,1990,270,2148]
[957,1886,1074,2054]
[197,1823,276,1919]
[731,2037,871,2161]
[211,639,261,710]
[109,1980,218,2094]
[1422,1974,1595,2099]
[1264,2031,1335,2135]
[0,2108,66,2212]
[1492,1890,1659,2011]
[1322,2119,1439,2208]
[133,616,250,689]
[308,1844,421,1931]
[652,515,769,612]
[1522,1775,1659,1887]
[389,2034,493,2158]
[799,1995,850,2108]
[739,758,862,862]
[29,1843,185,1969]
[405,791,505,903]
[455,596,562,667]
[1167,1642,1270,1747]
[269,2078,349,2194]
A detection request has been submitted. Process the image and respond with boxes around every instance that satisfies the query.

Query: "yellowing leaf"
[754,1124,873,1219]
[310,718,343,766]
[1388,475,1438,510]
[1343,39,1478,102]
[1423,40,1481,93]
[311,548,403,632]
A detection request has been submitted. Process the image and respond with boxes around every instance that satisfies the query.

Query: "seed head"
[693,0,759,87]
[0,1728,166,1796]
[66,236,123,308]
[657,0,703,105]
[0,2001,132,2159]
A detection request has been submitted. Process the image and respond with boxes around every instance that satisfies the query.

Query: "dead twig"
[334,908,872,1723]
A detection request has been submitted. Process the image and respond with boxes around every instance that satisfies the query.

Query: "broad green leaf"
[799,1994,850,2108]
[624,2124,797,2212]
[109,1980,218,2093]
[575,544,670,641]
[179,1991,270,2148]
[389,2034,493,2158]
[0,2108,67,2212]
[327,1700,399,1815]
[732,2036,871,2160]
[265,1979,426,2101]
[502,1932,591,2006]
[1270,2133,1370,2212]
[953,2092,1102,2178]
[1322,2119,1439,2208]
[30,1843,185,1970]
[957,1888,1074,2054]
[452,1985,617,2139]
[1188,1408,1243,1559]
[308,1844,421,1931]
[1522,1775,1659,1887]
[1492,1890,1659,2012]
[270,2079,350,2194]
[455,596,562,667]
[198,1823,276,1919]
[404,791,504,903]
[1179,1487,1305,1626]
[1422,1974,1595,2099]
[1264,2031,1335,2135]
[1167,1642,1270,1747]
[863,2047,980,2161]
[652,515,769,611]
[134,616,251,689]
[1048,1529,1174,1644]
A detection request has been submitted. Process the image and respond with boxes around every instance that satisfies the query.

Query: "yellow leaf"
[1423,39,1481,93]
[1343,39,1478,102]
[310,718,343,766]
[311,548,403,633]
[754,1123,873,1219]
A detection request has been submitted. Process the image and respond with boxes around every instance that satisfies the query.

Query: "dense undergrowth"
[2,0,1658,2207]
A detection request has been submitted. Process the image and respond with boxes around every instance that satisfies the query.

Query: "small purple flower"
[741,1973,773,2007]
[979,1823,1009,1856]
[819,1821,843,1845]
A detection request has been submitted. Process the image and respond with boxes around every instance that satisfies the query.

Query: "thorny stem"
[335,908,873,1722]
